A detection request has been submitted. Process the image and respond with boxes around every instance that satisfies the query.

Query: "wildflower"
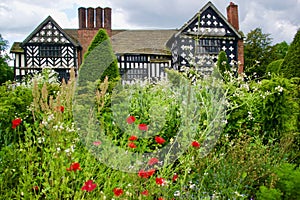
[174,191,180,197]
[12,118,22,129]
[141,190,149,196]
[128,142,137,149]
[113,188,123,197]
[32,186,39,192]
[93,141,101,146]
[128,135,138,141]
[158,197,165,200]
[191,141,200,148]
[138,169,155,178]
[155,136,166,144]
[59,106,65,113]
[126,116,136,124]
[148,157,159,166]
[81,180,97,192]
[138,124,148,131]
[155,177,166,186]
[66,162,81,172]
[172,173,178,182]
[275,85,284,93]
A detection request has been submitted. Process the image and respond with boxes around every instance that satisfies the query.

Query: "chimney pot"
[104,7,112,31]
[78,7,86,29]
[96,7,103,28]
[87,7,95,29]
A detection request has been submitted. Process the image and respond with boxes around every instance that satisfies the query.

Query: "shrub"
[280,29,300,78]
[266,59,283,75]
[81,28,120,92]
[217,51,230,80]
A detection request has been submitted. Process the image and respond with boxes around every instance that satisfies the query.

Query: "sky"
[0,0,299,52]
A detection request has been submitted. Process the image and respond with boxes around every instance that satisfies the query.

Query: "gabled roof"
[176,1,242,39]
[10,42,23,53]
[22,16,80,47]
[111,29,177,55]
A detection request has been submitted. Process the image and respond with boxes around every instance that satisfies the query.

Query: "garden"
[0,29,299,199]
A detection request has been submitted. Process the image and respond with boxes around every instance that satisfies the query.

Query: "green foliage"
[0,84,33,148]
[0,34,13,84]
[0,59,299,199]
[272,41,289,60]
[82,29,120,89]
[256,163,300,199]
[217,51,230,80]
[244,28,274,78]
[256,186,282,200]
[266,59,283,75]
[0,64,14,84]
[280,29,300,78]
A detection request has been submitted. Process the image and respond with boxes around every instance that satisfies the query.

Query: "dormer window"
[39,45,62,57]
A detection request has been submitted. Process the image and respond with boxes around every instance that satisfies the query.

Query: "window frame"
[196,39,221,55]
[39,45,62,58]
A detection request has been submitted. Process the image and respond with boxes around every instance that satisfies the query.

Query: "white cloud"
[1,0,299,49]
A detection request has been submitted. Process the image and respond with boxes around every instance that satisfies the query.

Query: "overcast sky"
[1,0,299,51]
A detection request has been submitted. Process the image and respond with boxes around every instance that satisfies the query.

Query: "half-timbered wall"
[171,6,240,75]
[117,54,171,84]
[21,20,78,81]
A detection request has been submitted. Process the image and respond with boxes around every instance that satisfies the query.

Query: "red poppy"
[93,141,101,146]
[138,124,148,131]
[141,190,149,196]
[59,106,65,113]
[138,169,156,178]
[172,173,178,182]
[126,116,136,124]
[191,141,200,148]
[113,188,123,197]
[12,118,22,129]
[81,180,97,192]
[128,135,138,141]
[155,177,166,186]
[128,142,137,148]
[158,198,165,200]
[148,157,159,165]
[66,162,81,172]
[32,186,39,192]
[155,136,166,144]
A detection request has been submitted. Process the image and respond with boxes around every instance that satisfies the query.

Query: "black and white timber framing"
[10,2,242,83]
[14,16,80,82]
[167,2,242,75]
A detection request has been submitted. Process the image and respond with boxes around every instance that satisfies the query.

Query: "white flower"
[275,86,284,93]
[174,191,181,196]
[37,137,45,144]
[189,183,196,189]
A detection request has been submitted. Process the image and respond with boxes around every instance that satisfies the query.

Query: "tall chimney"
[104,7,112,35]
[96,7,103,28]
[87,7,95,29]
[227,2,239,30]
[78,7,86,29]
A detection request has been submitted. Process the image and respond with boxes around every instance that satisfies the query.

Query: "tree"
[272,41,289,60]
[280,29,300,78]
[0,34,13,84]
[244,28,274,78]
[83,29,119,82]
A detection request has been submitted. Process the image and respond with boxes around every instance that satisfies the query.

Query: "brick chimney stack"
[227,2,239,30]
[227,2,244,73]
[77,6,112,66]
